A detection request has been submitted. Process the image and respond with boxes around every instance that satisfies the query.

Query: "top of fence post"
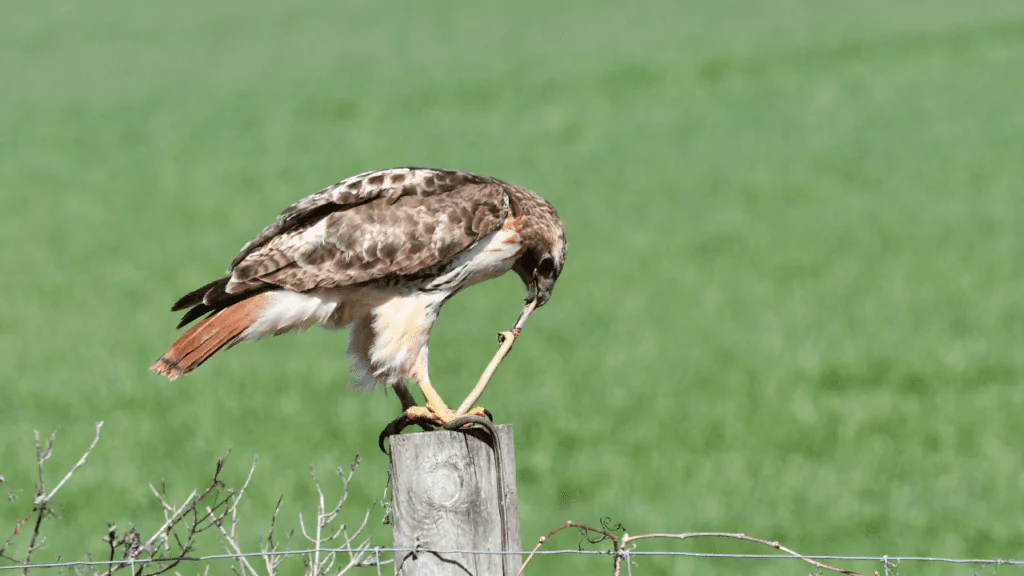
[388,424,521,576]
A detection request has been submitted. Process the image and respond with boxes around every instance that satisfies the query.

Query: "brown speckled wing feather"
[225,168,509,293]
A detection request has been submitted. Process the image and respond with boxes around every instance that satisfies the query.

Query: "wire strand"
[3,548,1022,570]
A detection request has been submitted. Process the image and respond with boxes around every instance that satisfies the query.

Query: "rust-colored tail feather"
[150,294,270,380]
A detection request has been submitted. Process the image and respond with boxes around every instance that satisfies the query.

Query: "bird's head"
[513,222,566,308]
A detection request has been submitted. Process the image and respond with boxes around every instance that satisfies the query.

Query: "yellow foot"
[407,405,492,427]
[378,405,494,454]
[462,406,493,422]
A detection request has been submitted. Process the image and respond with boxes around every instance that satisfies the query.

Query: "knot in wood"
[418,461,465,508]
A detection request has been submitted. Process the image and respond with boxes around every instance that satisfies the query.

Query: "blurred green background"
[3,1,1024,574]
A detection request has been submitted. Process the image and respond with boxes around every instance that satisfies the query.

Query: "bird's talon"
[378,413,413,454]
[379,404,494,453]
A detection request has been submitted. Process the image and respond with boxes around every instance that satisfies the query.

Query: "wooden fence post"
[389,424,521,576]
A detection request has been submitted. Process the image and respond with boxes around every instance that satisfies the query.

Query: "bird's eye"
[537,256,556,278]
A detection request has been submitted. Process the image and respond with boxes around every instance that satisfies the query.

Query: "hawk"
[150,167,566,429]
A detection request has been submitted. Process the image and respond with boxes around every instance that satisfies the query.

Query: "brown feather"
[225,168,493,276]
[150,293,271,380]
[227,179,508,294]
[171,277,274,329]
[170,277,228,311]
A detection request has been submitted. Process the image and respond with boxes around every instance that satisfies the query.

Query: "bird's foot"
[378,405,493,454]
[412,404,494,428]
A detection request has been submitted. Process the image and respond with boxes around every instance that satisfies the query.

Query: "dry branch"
[295,454,378,576]
[623,532,861,576]
[1,424,385,576]
[517,520,863,576]
[0,421,103,572]
[518,521,621,576]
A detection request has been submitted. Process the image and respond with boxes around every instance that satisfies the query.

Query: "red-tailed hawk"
[150,167,566,428]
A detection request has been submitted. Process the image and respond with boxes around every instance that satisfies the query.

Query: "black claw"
[484,408,494,422]
[378,413,413,455]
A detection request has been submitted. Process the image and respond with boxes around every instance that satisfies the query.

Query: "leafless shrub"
[1,422,103,574]
[0,423,385,576]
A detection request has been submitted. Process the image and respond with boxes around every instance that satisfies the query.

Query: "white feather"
[241,290,343,340]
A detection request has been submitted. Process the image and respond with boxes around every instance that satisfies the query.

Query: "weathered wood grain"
[389,424,521,576]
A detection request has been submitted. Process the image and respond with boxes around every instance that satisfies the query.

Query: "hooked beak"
[513,261,553,332]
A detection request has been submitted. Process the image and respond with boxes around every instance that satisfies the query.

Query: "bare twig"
[260,496,290,576]
[0,422,105,574]
[148,482,175,514]
[312,468,324,573]
[0,517,26,563]
[2,428,379,576]
[42,423,103,503]
[518,521,863,576]
[621,532,860,575]
[518,521,620,576]
[94,450,240,576]
[206,505,259,576]
[205,454,260,576]
[296,454,374,575]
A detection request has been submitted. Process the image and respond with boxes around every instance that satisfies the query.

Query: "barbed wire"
[2,547,1023,572]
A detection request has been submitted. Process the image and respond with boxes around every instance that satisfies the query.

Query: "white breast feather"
[367,292,448,382]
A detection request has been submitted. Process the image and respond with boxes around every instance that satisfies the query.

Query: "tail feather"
[171,277,229,311]
[171,277,275,329]
[150,293,271,380]
[175,302,216,330]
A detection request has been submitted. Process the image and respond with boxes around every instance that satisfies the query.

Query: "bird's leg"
[378,381,437,452]
[417,379,454,420]
[393,381,435,432]
[392,381,419,412]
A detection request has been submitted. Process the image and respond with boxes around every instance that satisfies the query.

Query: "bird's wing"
[224,168,509,293]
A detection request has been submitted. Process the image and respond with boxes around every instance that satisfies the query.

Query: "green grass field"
[3,1,1024,574]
